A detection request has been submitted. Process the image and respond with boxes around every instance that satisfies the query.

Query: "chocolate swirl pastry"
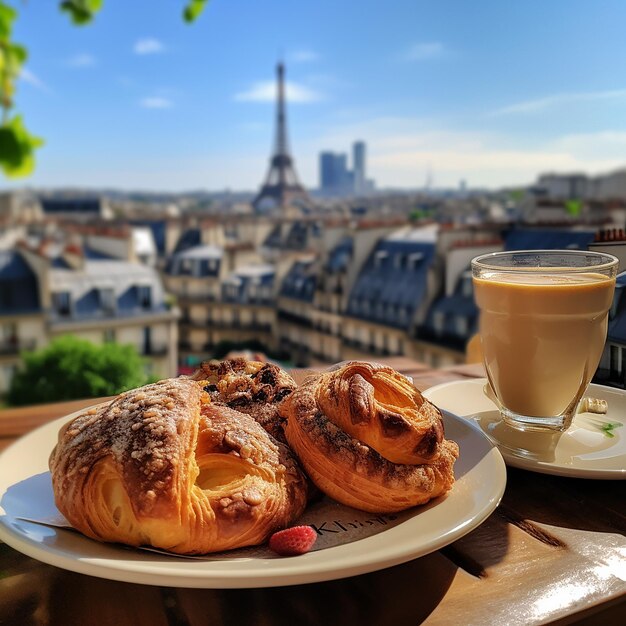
[191,358,297,442]
[49,378,308,554]
[279,361,459,513]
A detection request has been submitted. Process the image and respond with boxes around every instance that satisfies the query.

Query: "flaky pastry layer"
[49,377,307,554]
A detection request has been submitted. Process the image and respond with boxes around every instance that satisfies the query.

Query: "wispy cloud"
[67,53,96,68]
[306,117,626,188]
[134,38,165,55]
[403,42,445,61]
[491,89,626,116]
[20,67,50,92]
[140,97,173,109]
[234,80,323,103]
[290,49,320,63]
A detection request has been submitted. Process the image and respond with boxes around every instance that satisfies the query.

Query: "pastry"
[190,358,297,442]
[49,378,308,554]
[279,362,459,513]
[301,361,445,464]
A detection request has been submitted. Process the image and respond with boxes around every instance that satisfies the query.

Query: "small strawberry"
[269,525,318,556]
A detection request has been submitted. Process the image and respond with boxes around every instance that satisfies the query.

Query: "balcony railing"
[0,339,37,356]
[49,305,170,325]
[277,311,313,327]
[209,321,273,332]
[141,344,169,357]
[176,293,217,304]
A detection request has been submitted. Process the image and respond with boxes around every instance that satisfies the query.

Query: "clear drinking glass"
[472,250,618,433]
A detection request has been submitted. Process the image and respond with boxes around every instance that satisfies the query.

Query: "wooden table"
[0,361,624,625]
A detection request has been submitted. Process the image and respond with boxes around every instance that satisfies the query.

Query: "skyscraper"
[353,141,366,194]
[319,152,350,194]
[318,140,373,196]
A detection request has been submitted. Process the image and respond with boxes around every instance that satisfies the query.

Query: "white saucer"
[424,379,625,480]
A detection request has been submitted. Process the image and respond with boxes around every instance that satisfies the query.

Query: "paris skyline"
[2,0,626,192]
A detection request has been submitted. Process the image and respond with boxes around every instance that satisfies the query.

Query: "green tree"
[8,335,149,405]
[0,0,209,178]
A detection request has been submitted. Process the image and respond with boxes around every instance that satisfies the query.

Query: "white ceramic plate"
[425,379,626,480]
[0,407,505,588]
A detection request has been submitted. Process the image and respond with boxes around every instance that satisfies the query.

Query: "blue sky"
[5,0,626,191]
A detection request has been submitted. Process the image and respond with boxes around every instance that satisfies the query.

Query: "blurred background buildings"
[3,0,626,403]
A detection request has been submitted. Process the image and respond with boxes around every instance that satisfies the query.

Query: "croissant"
[190,358,297,442]
[280,362,459,513]
[49,378,308,554]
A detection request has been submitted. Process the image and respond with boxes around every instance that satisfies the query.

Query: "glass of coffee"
[472,250,618,433]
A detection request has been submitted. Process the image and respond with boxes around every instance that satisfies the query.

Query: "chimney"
[62,242,85,270]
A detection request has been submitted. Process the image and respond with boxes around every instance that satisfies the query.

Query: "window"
[433,312,445,334]
[462,276,473,298]
[1,322,17,342]
[100,289,115,314]
[138,286,152,309]
[2,364,18,388]
[408,252,423,269]
[456,316,468,336]
[103,328,116,343]
[248,284,258,301]
[610,344,622,376]
[374,250,388,268]
[53,292,71,316]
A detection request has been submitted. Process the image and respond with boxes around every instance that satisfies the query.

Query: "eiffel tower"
[252,63,310,212]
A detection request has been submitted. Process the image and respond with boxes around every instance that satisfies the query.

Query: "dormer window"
[375,250,388,268]
[408,252,424,269]
[462,274,473,298]
[433,311,445,334]
[456,315,468,336]
[99,288,115,314]
[53,292,71,317]
[138,286,152,309]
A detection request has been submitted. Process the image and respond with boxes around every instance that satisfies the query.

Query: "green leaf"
[59,0,103,26]
[564,199,583,217]
[183,0,209,23]
[597,421,623,438]
[0,115,44,178]
[0,2,17,40]
[0,42,28,77]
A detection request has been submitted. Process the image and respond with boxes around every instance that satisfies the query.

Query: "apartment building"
[164,233,275,368]
[0,231,178,395]
[0,250,46,392]
[342,224,442,361]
